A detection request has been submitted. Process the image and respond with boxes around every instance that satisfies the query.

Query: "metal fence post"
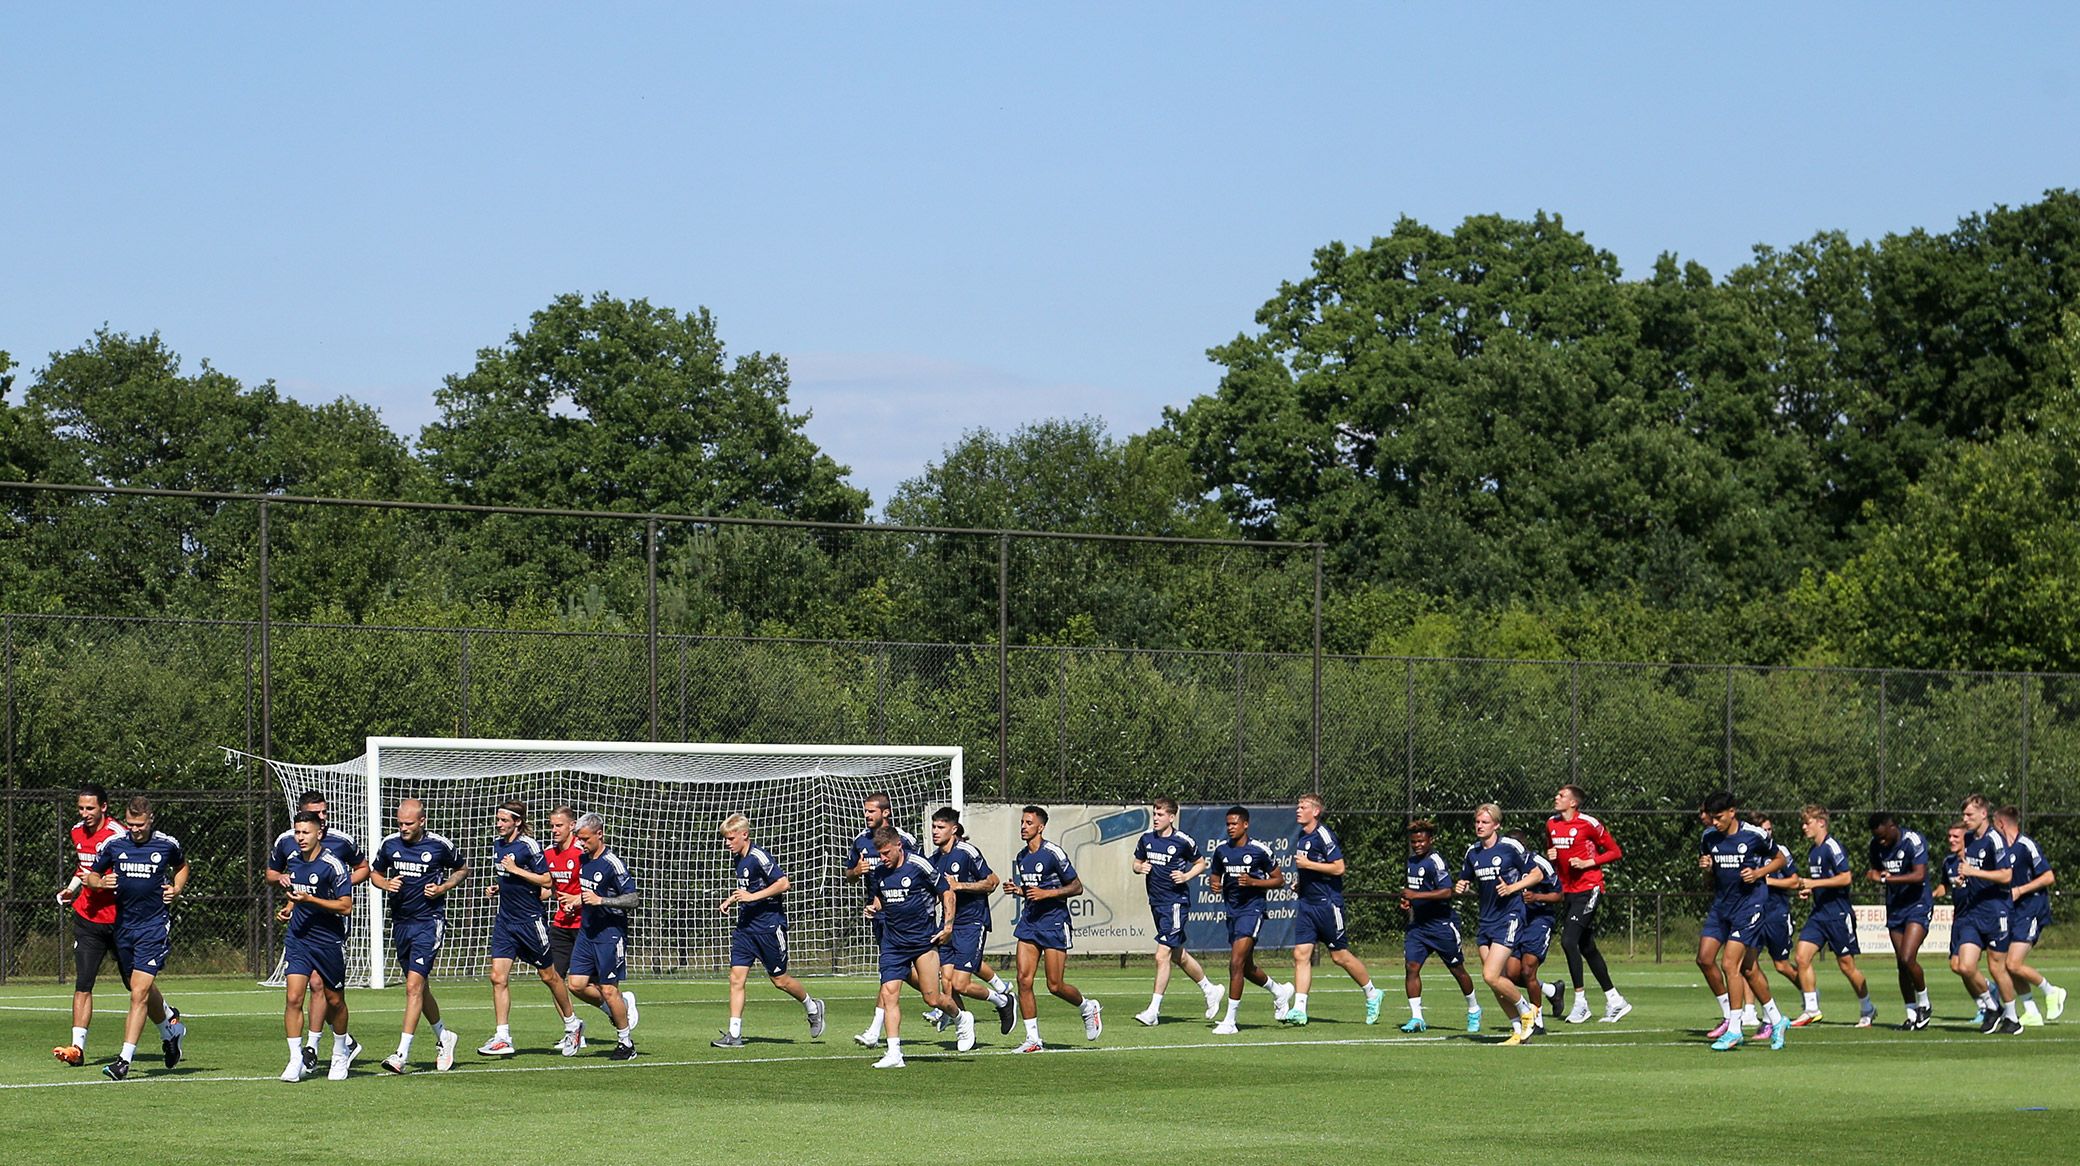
[646,519,660,742]
[457,629,471,736]
[997,533,1009,801]
[1311,545,1323,794]
[258,499,272,761]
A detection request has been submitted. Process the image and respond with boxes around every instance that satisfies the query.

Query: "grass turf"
[3,954,2074,1164]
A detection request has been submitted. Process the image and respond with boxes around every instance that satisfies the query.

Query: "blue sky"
[4,3,2076,510]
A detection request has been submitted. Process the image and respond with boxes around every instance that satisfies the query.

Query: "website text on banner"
[965,803,1300,956]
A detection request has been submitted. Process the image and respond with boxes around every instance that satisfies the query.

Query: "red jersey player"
[1545,784,1632,1023]
[545,805,623,1052]
[53,783,176,1066]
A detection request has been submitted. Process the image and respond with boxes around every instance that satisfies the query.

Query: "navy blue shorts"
[938,922,986,973]
[1513,914,1553,961]
[285,936,346,987]
[1798,908,1860,956]
[115,921,171,978]
[1757,911,1793,962]
[1295,900,1350,951]
[730,923,789,977]
[878,942,935,985]
[1702,897,1767,944]
[569,927,627,984]
[1405,919,1464,966]
[1014,915,1072,952]
[392,917,445,977]
[1149,898,1189,949]
[1474,909,1525,950]
[490,916,553,969]
[2012,907,2047,946]
[1954,910,2009,954]
[1886,902,1932,932]
[1225,907,1265,944]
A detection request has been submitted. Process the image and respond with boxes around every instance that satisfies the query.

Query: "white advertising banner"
[965,803,1155,955]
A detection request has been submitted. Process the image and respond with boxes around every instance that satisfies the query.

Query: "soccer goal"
[232,737,962,988]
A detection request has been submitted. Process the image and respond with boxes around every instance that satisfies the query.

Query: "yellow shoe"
[1501,1021,1527,1047]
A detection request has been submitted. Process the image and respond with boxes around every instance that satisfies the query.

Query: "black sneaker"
[711,1031,744,1048]
[994,994,1016,1035]
[102,1058,130,1081]
[609,1042,637,1061]
[1993,1016,2024,1035]
[1910,1007,1932,1031]
[1894,1014,1918,1032]
[1979,1010,2003,1034]
[302,1044,319,1073]
[162,1007,185,1069]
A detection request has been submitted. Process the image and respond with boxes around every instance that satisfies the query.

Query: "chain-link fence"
[0,484,2071,977]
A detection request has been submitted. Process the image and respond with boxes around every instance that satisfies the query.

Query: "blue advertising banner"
[1181,803,1299,952]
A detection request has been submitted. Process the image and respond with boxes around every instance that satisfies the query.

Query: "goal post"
[235,737,963,989]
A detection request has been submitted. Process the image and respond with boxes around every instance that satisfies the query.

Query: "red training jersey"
[70,817,122,925]
[1546,811,1621,895]
[545,841,585,929]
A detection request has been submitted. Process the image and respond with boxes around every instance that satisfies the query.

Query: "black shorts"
[73,917,125,991]
[550,925,579,978]
[1563,888,1603,934]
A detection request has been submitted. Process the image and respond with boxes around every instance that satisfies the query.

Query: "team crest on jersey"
[901,877,912,887]
[421,851,431,862]
[1736,844,1748,854]
[151,852,163,865]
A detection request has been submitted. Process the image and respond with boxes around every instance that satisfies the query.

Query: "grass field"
[3,953,2074,1164]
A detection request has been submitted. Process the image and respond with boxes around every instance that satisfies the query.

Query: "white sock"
[1762,1001,1783,1026]
[2023,997,2043,1017]
[1023,1018,1040,1041]
[866,1007,885,1038]
[1147,993,1163,1010]
[616,1026,632,1043]
[1464,992,1479,1010]
[495,1024,511,1041]
[1606,987,1624,1002]
[2002,998,2018,1020]
[1409,996,1425,1020]
[1268,978,1289,997]
[2017,985,2034,1003]
[1517,998,1537,1020]
[1715,993,1732,1020]
[119,1041,137,1061]
[71,1026,88,1050]
[1224,999,1241,1023]
[287,1037,302,1058]
[1803,991,1819,1012]
[433,1021,448,1040]
[1741,1005,1757,1026]
[397,1032,414,1057]
[305,1029,322,1050]
[803,997,816,1013]
[988,975,1009,994]
[1361,980,1376,994]
[887,1037,902,1055]
[1858,993,1874,1013]
[1293,993,1309,1010]
[563,1014,581,1032]
[1915,989,1930,1009]
[1196,975,1215,990]
[728,1017,742,1037]
[333,1031,353,1053]
[988,990,1009,1008]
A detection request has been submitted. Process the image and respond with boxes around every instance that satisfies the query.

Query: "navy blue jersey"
[1958,828,2013,914]
[1459,835,1531,922]
[577,849,637,934]
[1524,852,1560,919]
[91,832,185,931]
[1941,852,1966,903]
[932,840,995,929]
[868,853,948,948]
[1805,835,1852,910]
[492,834,551,926]
[2009,833,2053,914]
[1212,838,1277,912]
[374,831,464,923]
[847,826,918,883]
[1766,843,1798,915]
[1701,822,1772,903]
[269,826,364,877]
[1132,829,1201,904]
[732,845,787,927]
[1011,840,1079,929]
[1871,830,1933,915]
[1295,824,1345,905]
[285,849,352,943]
[1405,851,1457,925]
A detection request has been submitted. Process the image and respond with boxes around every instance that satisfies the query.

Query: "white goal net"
[232,737,961,988]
